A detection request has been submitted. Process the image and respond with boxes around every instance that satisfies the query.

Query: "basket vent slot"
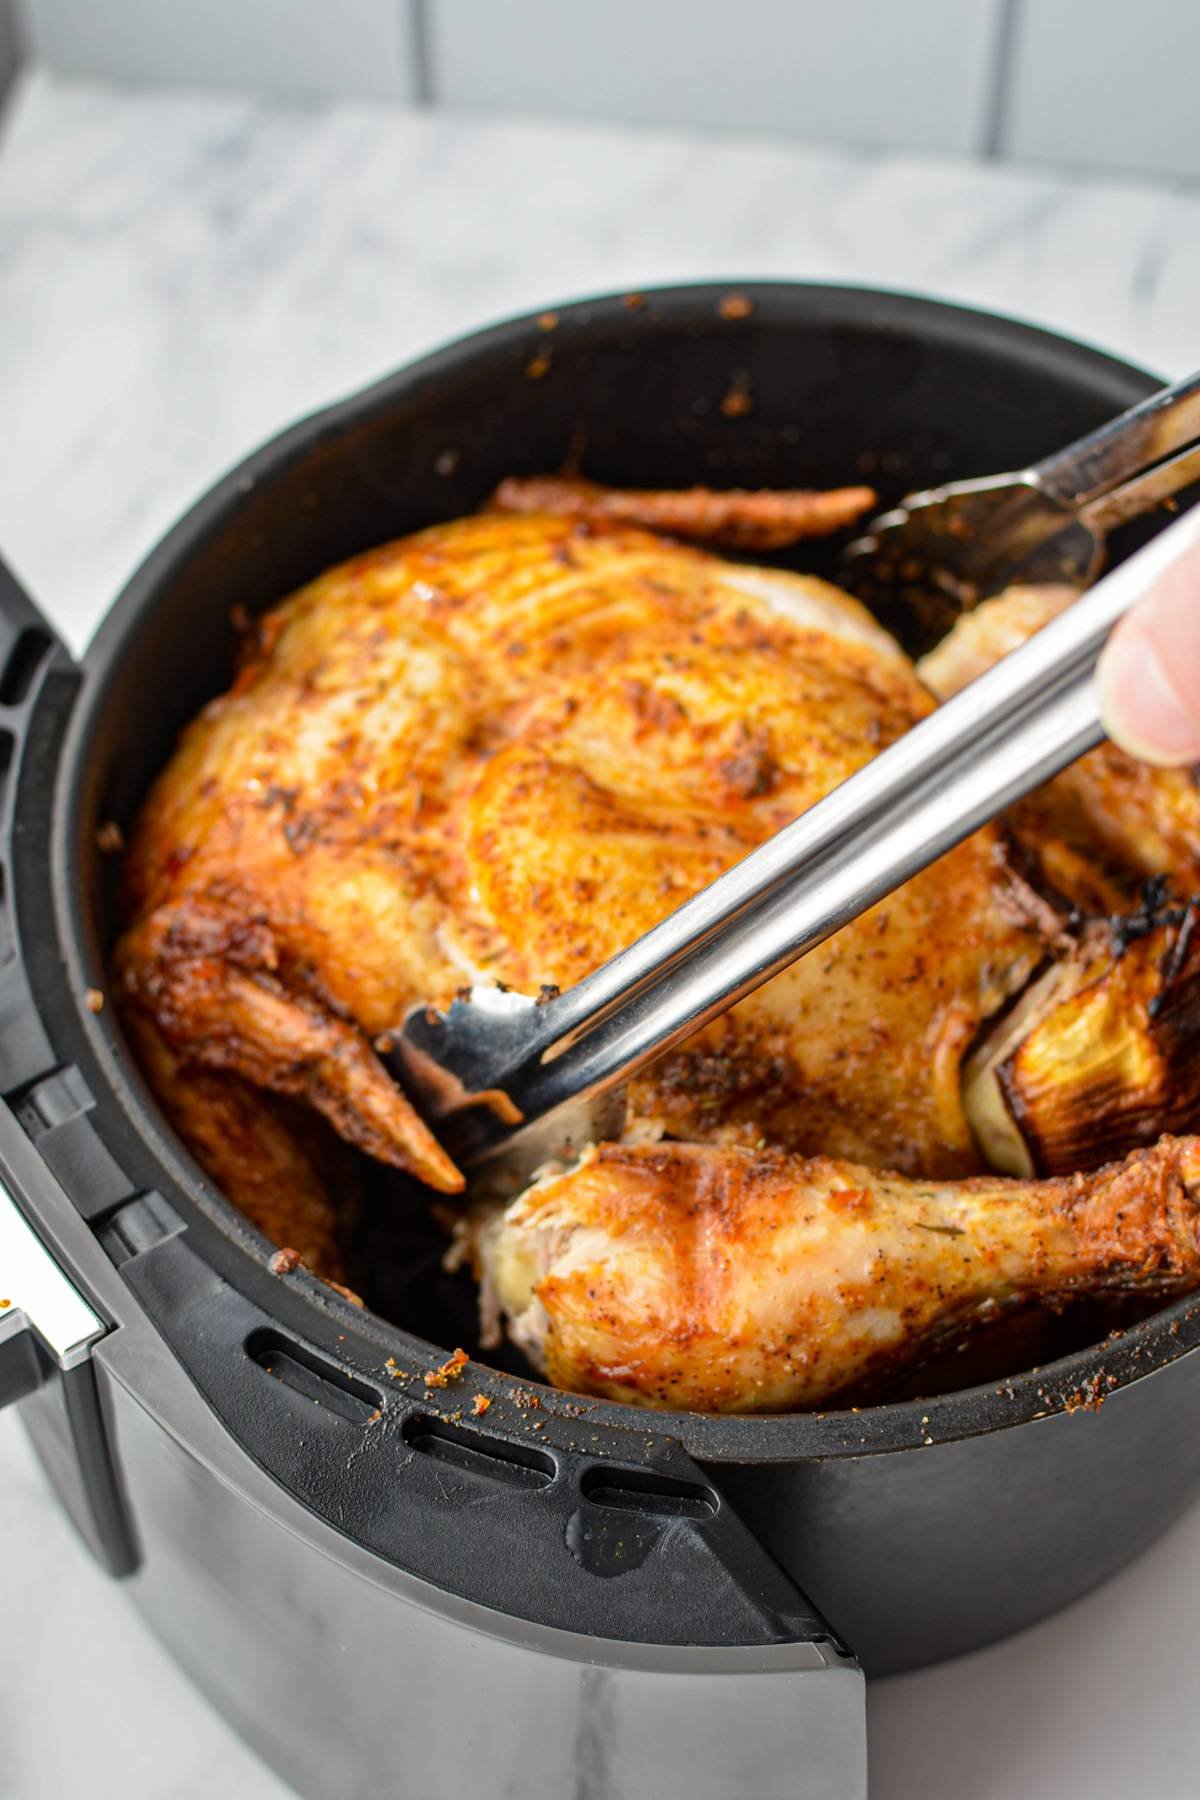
[404,1414,555,1488]
[247,1329,382,1424]
[581,1465,719,1519]
[0,725,15,832]
[0,865,13,967]
[0,628,52,707]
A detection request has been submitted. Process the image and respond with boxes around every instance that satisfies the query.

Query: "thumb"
[1097,531,1200,767]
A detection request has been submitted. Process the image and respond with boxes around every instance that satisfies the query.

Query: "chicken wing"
[124,1007,357,1287]
[491,474,878,550]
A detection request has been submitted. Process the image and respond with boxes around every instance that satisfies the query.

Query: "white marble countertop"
[1,69,1199,1800]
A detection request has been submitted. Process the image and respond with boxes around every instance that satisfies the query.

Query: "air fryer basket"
[8,284,1200,1689]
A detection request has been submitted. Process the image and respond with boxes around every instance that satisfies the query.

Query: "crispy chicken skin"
[463,615,1052,1172]
[480,1136,1200,1412]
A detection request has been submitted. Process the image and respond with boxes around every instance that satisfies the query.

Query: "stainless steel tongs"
[840,367,1200,649]
[388,388,1200,1192]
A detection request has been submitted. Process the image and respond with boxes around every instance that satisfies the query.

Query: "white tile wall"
[9,0,1200,186]
[427,0,1006,155]
[1002,0,1200,183]
[17,0,417,103]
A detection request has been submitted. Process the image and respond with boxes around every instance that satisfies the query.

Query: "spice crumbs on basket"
[84,988,104,1013]
[525,351,552,380]
[373,1032,395,1055]
[624,292,646,311]
[718,294,752,320]
[96,820,125,854]
[269,1247,302,1275]
[434,448,460,477]
[424,1346,469,1388]
[472,1394,492,1416]
[537,311,559,332]
[1063,1371,1107,1414]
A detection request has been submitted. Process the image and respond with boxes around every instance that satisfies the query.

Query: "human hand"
[1097,531,1200,766]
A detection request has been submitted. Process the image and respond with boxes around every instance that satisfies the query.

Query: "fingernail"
[1098,627,1200,767]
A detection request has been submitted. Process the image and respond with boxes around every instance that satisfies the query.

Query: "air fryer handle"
[0,555,86,1397]
[0,1170,105,1403]
[0,558,133,1575]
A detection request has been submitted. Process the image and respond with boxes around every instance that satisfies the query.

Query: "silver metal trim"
[0,1171,104,1369]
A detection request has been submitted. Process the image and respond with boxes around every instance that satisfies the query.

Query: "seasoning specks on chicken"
[115,485,1200,1409]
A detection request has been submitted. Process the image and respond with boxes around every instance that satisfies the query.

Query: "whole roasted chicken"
[115,480,1200,1409]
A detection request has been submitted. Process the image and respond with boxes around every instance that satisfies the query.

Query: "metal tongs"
[842,367,1200,649]
[388,374,1200,1190]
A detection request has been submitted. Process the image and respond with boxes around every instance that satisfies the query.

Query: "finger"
[1096,536,1200,766]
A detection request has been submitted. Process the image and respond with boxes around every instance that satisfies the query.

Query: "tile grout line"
[980,0,1022,159]
[406,0,433,105]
